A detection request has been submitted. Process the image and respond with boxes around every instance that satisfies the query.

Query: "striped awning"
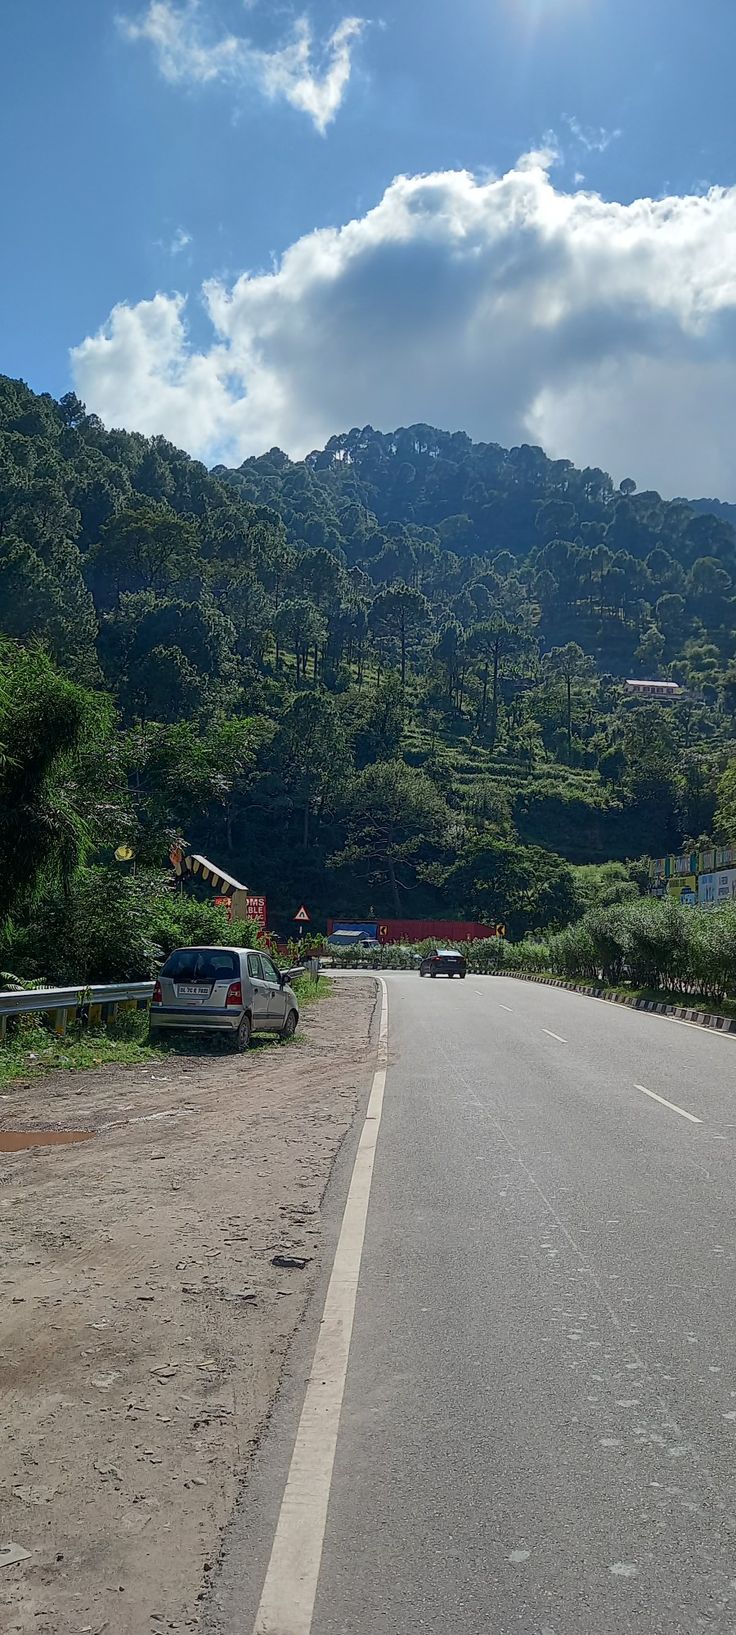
[174,853,248,895]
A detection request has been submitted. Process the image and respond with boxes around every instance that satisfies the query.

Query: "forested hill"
[2,372,736,969]
[220,423,735,573]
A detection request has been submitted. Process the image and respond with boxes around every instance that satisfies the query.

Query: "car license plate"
[177,984,210,999]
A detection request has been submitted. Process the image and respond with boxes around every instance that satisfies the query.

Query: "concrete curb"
[502,972,736,1036]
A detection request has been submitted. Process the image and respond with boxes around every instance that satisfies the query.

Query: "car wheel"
[148,1024,162,1042]
[430,969,437,978]
[232,1014,252,1053]
[281,1009,298,1040]
[459,973,466,980]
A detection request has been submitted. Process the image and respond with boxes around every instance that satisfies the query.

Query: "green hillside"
[2,375,736,975]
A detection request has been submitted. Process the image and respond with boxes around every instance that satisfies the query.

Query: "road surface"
[207,973,736,1635]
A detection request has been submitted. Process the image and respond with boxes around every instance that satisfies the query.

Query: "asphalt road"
[209,974,736,1635]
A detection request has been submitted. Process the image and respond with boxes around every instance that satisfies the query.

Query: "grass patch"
[0,976,334,1085]
[0,1009,159,1088]
[292,973,332,1008]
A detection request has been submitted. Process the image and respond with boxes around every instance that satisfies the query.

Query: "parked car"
[419,948,467,979]
[149,946,300,1051]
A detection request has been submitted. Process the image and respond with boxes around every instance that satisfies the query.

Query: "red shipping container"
[328,917,504,944]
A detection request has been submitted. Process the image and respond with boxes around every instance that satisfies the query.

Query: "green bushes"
[685,905,736,1002]
[614,898,690,992]
[0,869,266,984]
[510,939,551,975]
[332,936,510,973]
[502,898,736,1008]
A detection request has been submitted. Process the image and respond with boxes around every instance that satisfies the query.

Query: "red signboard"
[246,894,268,929]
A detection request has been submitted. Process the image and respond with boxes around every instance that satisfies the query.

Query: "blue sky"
[3,0,736,494]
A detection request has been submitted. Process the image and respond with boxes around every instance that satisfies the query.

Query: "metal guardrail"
[0,963,320,1043]
[0,981,154,1040]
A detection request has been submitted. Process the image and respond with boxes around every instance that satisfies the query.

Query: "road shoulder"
[0,975,377,1635]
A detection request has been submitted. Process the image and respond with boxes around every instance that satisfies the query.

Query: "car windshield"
[162,948,239,983]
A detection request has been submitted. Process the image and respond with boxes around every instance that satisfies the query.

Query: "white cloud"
[563,116,621,156]
[168,225,192,254]
[72,155,736,497]
[120,0,366,133]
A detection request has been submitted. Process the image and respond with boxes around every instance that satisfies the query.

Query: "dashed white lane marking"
[251,978,389,1635]
[543,1029,567,1044]
[634,1084,702,1124]
[475,991,514,1011]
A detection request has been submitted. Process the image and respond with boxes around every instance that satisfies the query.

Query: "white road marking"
[252,978,389,1635]
[543,1029,567,1044]
[634,1084,702,1124]
[497,1003,514,1012]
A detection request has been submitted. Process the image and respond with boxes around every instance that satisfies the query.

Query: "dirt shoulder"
[0,975,377,1635]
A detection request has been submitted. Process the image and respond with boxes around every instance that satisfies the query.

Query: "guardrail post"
[53,1007,69,1038]
[88,1002,102,1027]
[0,1014,5,1043]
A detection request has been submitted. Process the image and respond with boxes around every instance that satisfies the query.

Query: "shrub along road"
[209,972,736,1635]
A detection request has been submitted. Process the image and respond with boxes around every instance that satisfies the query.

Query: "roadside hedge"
[333,900,736,1006]
[524,899,736,1005]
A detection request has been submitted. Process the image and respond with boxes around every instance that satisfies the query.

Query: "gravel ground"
[0,975,377,1635]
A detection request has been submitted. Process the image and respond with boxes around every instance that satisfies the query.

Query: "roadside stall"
[171,849,267,930]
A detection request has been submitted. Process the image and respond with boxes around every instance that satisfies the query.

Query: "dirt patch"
[0,975,377,1635]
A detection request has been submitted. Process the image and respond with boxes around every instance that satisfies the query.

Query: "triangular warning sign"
[294,905,311,923]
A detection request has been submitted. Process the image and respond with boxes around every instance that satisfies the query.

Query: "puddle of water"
[0,1129,95,1152]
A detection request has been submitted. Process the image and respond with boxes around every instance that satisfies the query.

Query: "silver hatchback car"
[149,946,300,1052]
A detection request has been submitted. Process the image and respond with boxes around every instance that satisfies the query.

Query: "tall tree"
[270,692,349,848]
[469,617,526,750]
[369,584,430,688]
[331,760,452,914]
[86,504,200,608]
[0,641,117,918]
[542,643,593,762]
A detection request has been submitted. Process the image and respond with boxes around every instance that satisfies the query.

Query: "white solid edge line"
[634,1083,702,1124]
[556,984,734,1040]
[543,1028,567,1043]
[252,977,389,1635]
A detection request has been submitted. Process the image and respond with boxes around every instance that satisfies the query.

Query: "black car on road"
[419,948,467,979]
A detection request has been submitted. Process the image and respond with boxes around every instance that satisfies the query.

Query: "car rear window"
[162,949,239,983]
